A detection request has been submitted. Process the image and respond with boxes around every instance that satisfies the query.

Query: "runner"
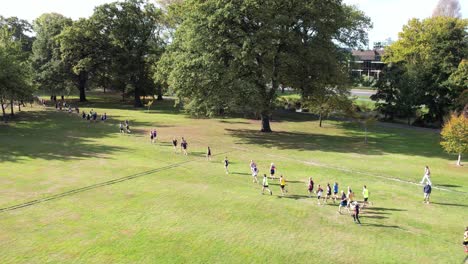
[307,177,314,198]
[262,174,272,195]
[181,137,188,155]
[252,166,259,184]
[101,113,107,121]
[279,175,286,196]
[332,182,339,203]
[250,160,257,173]
[82,111,86,119]
[463,226,468,253]
[119,122,124,133]
[420,165,432,185]
[172,137,178,153]
[316,185,324,205]
[362,185,371,207]
[423,183,432,204]
[269,163,276,179]
[347,186,354,206]
[150,130,155,143]
[324,183,332,204]
[223,157,229,174]
[207,146,212,160]
[338,191,350,214]
[153,130,157,142]
[125,120,131,133]
[351,201,361,225]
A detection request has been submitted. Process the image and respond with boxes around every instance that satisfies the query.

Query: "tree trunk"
[61,95,64,101]
[1,98,6,122]
[18,102,21,112]
[156,85,163,101]
[457,153,462,166]
[261,113,272,132]
[10,99,14,116]
[407,116,411,126]
[78,72,87,102]
[319,112,323,127]
[134,86,143,107]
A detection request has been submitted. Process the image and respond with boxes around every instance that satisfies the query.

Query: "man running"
[262,174,272,195]
[181,137,188,155]
[362,185,371,207]
[332,182,339,203]
[172,137,178,153]
[223,157,229,174]
[150,130,155,143]
[423,183,432,204]
[307,177,314,198]
[324,183,332,204]
[279,175,286,196]
[207,146,212,160]
[119,122,125,133]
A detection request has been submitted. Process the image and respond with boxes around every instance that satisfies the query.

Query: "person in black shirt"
[351,201,361,224]
[172,137,178,153]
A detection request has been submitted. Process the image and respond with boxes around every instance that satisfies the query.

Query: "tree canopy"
[159,0,370,132]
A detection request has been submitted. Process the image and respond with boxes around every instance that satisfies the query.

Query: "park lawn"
[0,93,467,263]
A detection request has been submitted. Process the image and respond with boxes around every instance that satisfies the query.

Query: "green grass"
[0,93,467,263]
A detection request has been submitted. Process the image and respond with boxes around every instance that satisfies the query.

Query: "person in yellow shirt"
[362,185,371,207]
[279,175,287,196]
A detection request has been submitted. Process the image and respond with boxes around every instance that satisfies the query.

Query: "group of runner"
[81,109,107,122]
[119,120,131,133]
[170,137,188,155]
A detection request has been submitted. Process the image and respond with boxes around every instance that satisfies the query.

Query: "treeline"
[1,0,168,121]
[372,17,467,127]
[1,0,465,130]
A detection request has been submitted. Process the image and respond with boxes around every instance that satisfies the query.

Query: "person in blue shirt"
[333,182,339,203]
[423,184,432,204]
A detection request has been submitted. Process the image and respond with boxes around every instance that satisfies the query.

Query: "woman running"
[262,174,272,195]
[420,165,432,185]
[172,137,178,153]
[207,146,212,160]
[279,175,286,196]
[307,177,314,198]
[252,166,259,183]
[223,157,229,174]
[119,122,124,133]
[338,191,350,214]
[269,163,276,179]
[347,186,354,206]
[316,185,324,205]
[153,130,157,142]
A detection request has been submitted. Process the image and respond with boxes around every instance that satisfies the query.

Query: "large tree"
[58,18,108,102]
[159,0,370,132]
[92,0,163,107]
[440,112,468,166]
[31,13,72,98]
[0,27,33,120]
[381,17,467,125]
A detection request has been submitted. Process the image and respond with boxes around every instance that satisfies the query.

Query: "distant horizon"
[1,0,466,48]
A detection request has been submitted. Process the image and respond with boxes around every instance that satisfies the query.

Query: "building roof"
[352,49,385,61]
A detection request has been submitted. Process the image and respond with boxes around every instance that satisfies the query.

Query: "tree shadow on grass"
[431,202,468,208]
[280,194,310,200]
[226,126,451,159]
[360,215,389,219]
[0,110,127,163]
[364,207,407,212]
[360,223,402,229]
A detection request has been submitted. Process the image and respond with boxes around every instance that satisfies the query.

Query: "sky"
[1,0,467,48]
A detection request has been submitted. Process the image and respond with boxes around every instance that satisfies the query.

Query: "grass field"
[1,93,467,263]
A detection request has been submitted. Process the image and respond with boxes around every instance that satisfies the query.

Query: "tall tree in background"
[31,13,72,98]
[58,18,107,102]
[92,0,163,107]
[0,16,34,54]
[159,0,370,132]
[381,17,467,125]
[432,0,462,18]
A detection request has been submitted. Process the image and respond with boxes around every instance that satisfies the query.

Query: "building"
[350,49,385,79]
